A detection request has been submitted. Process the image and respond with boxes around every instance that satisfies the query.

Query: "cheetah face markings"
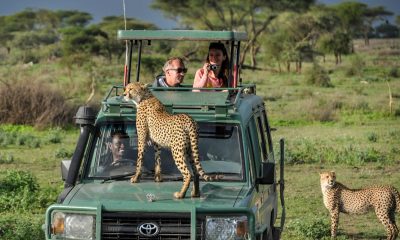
[320,171,336,189]
[123,83,151,106]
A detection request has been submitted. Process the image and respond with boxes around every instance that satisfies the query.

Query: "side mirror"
[61,160,71,181]
[257,162,275,184]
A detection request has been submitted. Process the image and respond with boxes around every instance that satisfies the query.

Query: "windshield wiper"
[101,172,134,183]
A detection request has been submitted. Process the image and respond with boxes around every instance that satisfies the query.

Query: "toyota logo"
[138,222,160,237]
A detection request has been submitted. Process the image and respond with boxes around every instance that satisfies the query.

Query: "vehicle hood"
[64,181,249,211]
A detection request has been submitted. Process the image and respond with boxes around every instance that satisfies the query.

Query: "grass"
[0,38,399,239]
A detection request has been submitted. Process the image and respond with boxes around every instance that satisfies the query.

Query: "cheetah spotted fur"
[320,171,400,240]
[124,82,216,199]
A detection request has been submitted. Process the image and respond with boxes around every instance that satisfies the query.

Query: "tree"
[316,31,351,65]
[151,0,314,67]
[264,6,340,72]
[362,6,393,45]
[396,15,400,27]
[333,1,367,35]
[97,16,158,62]
[375,22,400,38]
[55,10,92,27]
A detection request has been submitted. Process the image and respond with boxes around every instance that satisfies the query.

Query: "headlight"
[205,216,248,240]
[51,212,96,239]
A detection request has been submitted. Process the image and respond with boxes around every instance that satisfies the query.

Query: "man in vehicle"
[98,131,133,173]
[153,57,187,87]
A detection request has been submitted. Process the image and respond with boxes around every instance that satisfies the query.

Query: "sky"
[0,0,399,29]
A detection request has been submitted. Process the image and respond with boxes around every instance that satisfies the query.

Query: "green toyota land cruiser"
[44,30,285,240]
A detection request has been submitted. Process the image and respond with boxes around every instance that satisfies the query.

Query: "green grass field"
[0,39,399,239]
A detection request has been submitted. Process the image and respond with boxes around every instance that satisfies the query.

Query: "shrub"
[388,67,399,78]
[0,79,76,128]
[47,127,63,144]
[0,170,38,193]
[0,153,14,164]
[0,131,16,146]
[287,217,331,239]
[366,132,378,142]
[345,54,365,77]
[0,214,45,240]
[55,147,73,158]
[0,170,39,212]
[305,63,333,87]
[0,170,59,213]
[15,134,41,148]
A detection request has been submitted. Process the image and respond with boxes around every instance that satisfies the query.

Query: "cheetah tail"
[395,187,400,213]
[187,120,212,181]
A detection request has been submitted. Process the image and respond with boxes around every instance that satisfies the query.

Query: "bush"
[309,103,337,122]
[287,217,331,239]
[15,134,41,148]
[388,67,399,78]
[0,170,59,213]
[55,147,73,158]
[0,80,76,128]
[305,63,333,87]
[47,127,63,144]
[0,153,14,164]
[366,132,378,142]
[0,213,45,240]
[345,54,365,77]
[0,170,39,212]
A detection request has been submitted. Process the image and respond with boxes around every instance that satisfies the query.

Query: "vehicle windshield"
[86,121,243,181]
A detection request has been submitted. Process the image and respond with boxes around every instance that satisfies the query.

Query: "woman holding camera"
[192,42,229,90]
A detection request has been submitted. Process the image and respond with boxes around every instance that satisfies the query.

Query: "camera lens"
[208,64,218,70]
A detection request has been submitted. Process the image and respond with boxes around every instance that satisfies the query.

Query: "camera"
[207,64,218,70]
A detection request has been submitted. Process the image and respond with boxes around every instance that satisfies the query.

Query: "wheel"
[259,226,281,240]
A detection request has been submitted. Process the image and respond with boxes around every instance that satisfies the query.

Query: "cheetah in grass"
[320,171,400,240]
[124,82,217,199]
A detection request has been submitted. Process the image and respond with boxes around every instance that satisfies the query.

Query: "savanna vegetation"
[0,1,399,239]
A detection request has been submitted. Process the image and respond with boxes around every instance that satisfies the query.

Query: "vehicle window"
[247,121,261,177]
[246,129,256,183]
[86,122,244,181]
[255,114,268,162]
[261,110,274,162]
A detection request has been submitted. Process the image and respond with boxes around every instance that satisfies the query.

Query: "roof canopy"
[117,30,248,41]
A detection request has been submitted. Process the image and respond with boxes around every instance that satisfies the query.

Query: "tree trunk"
[334,52,339,65]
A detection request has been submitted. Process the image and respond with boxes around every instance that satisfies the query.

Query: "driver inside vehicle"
[98,131,135,173]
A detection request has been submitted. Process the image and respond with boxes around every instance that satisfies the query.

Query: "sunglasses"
[168,68,187,74]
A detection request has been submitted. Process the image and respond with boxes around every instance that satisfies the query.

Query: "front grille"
[101,212,204,240]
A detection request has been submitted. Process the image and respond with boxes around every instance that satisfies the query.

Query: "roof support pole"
[228,41,235,87]
[236,41,241,86]
[136,40,143,82]
[127,40,133,85]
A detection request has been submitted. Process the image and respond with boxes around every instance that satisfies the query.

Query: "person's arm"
[193,64,210,88]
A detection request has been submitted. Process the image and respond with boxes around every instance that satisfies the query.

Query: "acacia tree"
[264,6,341,72]
[151,0,314,67]
[362,6,393,45]
[317,31,351,64]
[97,16,157,62]
[332,2,393,47]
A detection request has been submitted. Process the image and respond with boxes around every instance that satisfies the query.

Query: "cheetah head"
[320,171,336,189]
[124,82,152,105]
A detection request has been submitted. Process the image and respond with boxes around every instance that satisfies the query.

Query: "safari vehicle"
[44,30,285,240]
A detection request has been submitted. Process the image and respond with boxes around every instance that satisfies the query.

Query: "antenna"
[123,0,128,86]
